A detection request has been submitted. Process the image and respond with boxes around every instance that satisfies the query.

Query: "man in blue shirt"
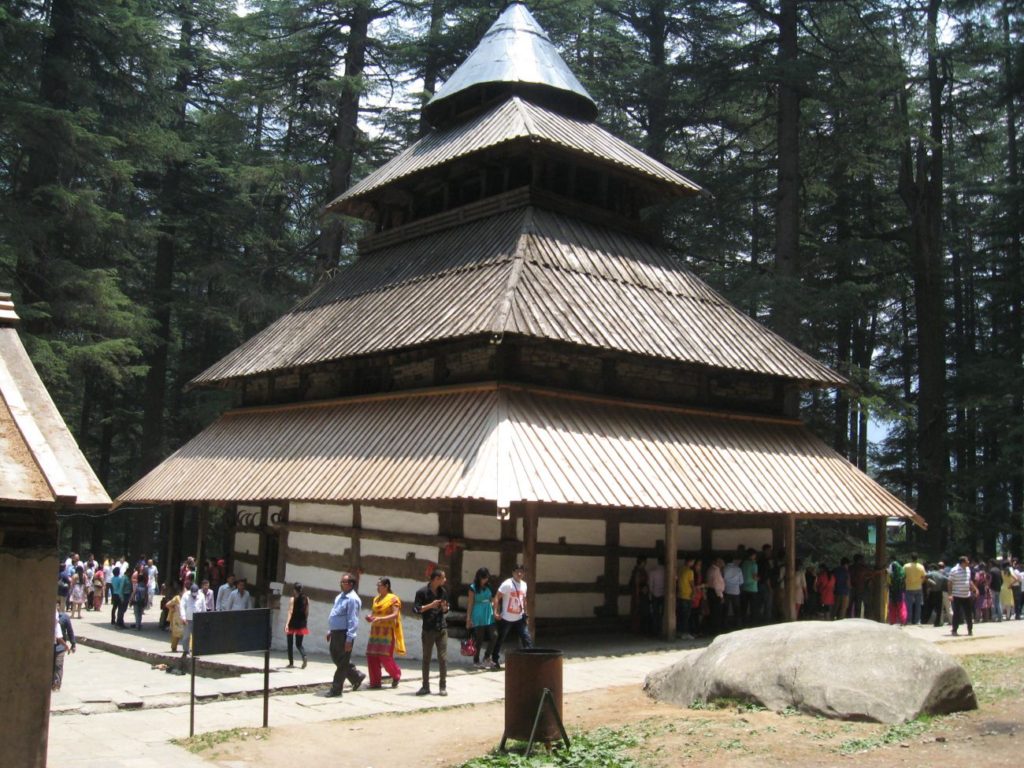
[325,572,366,697]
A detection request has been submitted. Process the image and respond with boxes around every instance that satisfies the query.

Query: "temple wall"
[232,502,777,660]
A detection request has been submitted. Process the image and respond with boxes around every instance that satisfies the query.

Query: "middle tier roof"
[193,202,843,387]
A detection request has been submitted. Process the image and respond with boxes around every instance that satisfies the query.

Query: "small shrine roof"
[0,293,111,509]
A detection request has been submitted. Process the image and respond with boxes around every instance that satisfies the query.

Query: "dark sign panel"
[193,609,271,656]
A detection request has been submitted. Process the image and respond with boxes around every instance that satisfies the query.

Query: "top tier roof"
[422,3,598,128]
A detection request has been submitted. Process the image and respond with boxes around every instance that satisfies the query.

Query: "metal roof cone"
[423,3,598,128]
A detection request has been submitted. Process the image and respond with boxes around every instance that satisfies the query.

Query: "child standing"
[69,573,86,618]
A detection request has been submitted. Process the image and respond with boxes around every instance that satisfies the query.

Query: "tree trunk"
[1004,1,1023,551]
[316,1,371,280]
[897,0,947,546]
[772,0,802,347]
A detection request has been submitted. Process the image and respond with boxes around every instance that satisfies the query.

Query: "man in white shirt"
[489,564,532,668]
[180,583,206,658]
[224,578,254,611]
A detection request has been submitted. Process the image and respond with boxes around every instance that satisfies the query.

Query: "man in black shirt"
[988,560,1004,621]
[413,569,449,696]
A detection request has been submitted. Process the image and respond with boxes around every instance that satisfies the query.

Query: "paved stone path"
[46,605,1024,767]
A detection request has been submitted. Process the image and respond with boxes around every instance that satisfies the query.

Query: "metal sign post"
[188,609,272,737]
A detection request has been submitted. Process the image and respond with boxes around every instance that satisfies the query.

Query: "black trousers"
[329,632,363,694]
[287,633,306,665]
[491,617,533,663]
[421,628,448,690]
[951,596,974,634]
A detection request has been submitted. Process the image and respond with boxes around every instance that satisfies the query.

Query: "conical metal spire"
[423,3,598,128]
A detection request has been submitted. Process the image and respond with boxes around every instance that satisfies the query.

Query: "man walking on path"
[180,582,206,658]
[413,569,450,696]
[490,564,533,668]
[53,609,76,691]
[904,554,926,625]
[325,572,366,697]
[949,556,977,636]
[224,577,253,610]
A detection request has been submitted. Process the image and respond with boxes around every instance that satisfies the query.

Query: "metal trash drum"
[503,648,564,743]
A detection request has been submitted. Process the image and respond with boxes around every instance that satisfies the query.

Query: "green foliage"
[458,725,651,768]
[836,718,933,755]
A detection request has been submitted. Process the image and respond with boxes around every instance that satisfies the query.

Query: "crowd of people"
[324,564,532,699]
[629,545,1024,639]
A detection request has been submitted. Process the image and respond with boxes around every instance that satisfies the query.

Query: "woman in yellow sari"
[365,577,405,688]
[166,587,184,652]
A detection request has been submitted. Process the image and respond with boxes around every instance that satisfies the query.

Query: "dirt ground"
[196,632,1024,768]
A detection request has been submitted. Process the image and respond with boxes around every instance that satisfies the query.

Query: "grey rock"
[644,619,976,723]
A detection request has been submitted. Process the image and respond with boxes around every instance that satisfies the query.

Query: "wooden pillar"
[602,518,620,616]
[256,505,269,599]
[785,515,796,621]
[699,512,713,557]
[874,516,887,622]
[166,503,183,586]
[664,508,678,641]
[523,503,539,639]
[195,504,208,569]
[352,503,362,572]
[0,506,58,768]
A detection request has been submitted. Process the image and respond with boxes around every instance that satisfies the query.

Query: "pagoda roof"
[422,3,597,128]
[115,383,922,528]
[192,201,843,387]
[330,97,701,219]
[0,294,110,509]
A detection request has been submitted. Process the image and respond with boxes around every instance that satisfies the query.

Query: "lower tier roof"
[116,383,923,527]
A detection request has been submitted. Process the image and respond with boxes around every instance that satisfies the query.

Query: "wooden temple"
[117,4,923,657]
[0,292,111,767]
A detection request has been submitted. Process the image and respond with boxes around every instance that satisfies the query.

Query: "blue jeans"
[905,590,923,624]
[991,591,1002,620]
[491,618,533,663]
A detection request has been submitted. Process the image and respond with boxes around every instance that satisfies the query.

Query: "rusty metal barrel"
[503,648,564,742]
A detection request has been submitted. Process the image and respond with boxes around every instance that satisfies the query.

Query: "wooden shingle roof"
[0,294,110,509]
[192,203,842,387]
[329,98,701,219]
[116,383,921,527]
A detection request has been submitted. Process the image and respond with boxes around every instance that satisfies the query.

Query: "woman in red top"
[815,564,836,619]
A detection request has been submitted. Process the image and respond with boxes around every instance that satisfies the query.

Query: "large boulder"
[644,619,976,723]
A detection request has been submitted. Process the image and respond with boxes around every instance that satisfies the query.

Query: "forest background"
[1,0,1020,560]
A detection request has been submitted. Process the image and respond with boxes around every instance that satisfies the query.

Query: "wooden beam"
[784,515,796,621]
[664,509,678,640]
[523,502,538,639]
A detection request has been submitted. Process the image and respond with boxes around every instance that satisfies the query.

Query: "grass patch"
[960,652,1024,705]
[690,697,766,712]
[836,719,932,755]
[457,722,667,768]
[172,727,268,754]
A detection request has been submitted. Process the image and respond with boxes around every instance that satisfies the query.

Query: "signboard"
[193,608,271,655]
[187,608,272,736]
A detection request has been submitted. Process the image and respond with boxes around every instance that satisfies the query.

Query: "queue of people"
[628,544,1024,640]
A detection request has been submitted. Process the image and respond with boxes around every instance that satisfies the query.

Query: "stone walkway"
[46,606,1024,767]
